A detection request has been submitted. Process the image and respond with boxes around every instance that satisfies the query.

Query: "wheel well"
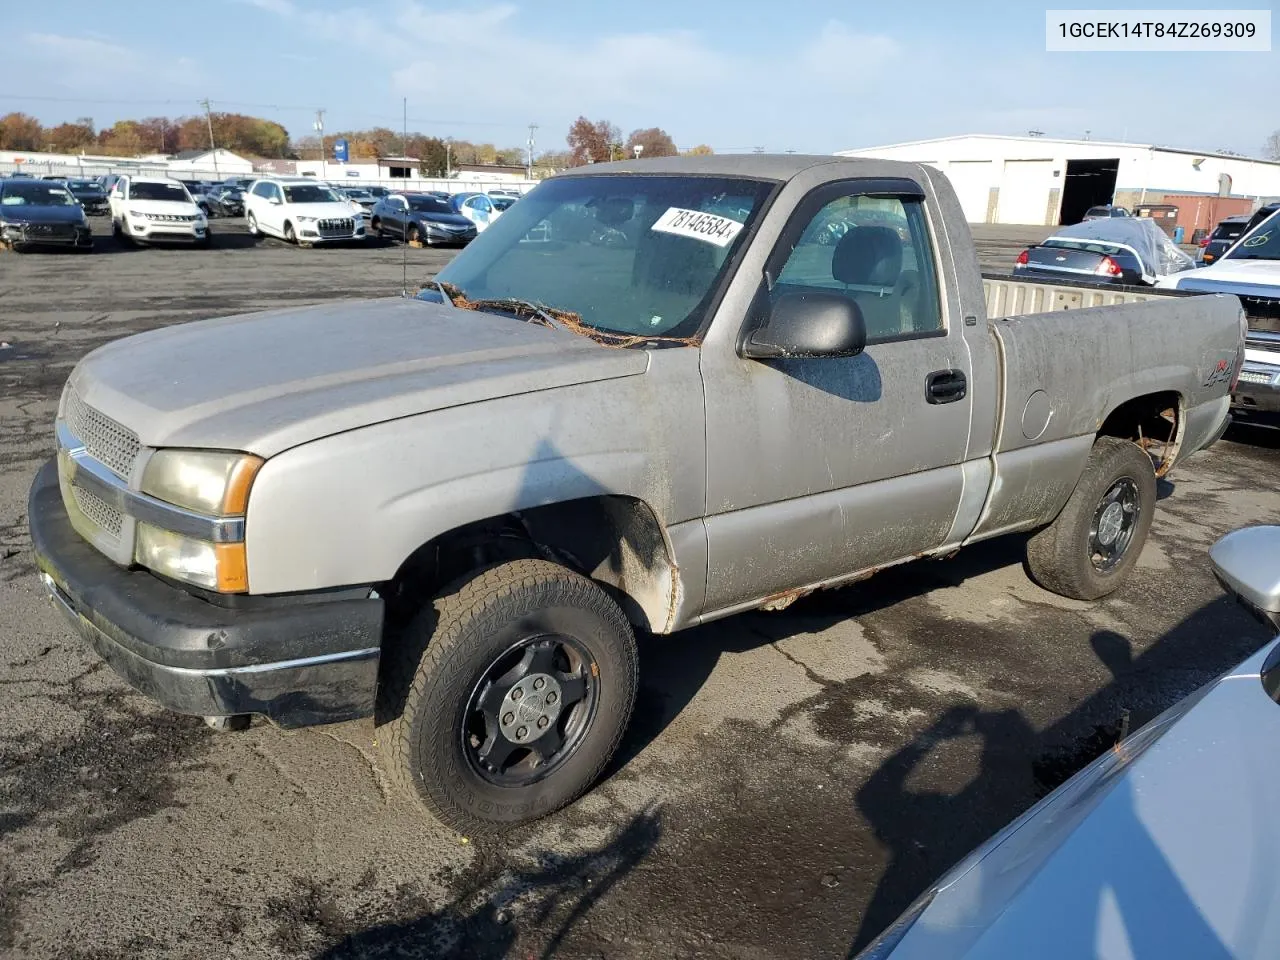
[382,496,678,634]
[1097,391,1182,477]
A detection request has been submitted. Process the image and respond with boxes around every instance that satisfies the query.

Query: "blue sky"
[6,0,1277,156]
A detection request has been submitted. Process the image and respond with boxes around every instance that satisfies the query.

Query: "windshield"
[283,184,339,203]
[1,182,78,206]
[408,196,453,214]
[435,174,773,339]
[1225,212,1280,261]
[131,182,191,202]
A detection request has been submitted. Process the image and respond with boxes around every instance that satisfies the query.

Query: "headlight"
[296,215,317,223]
[128,210,149,220]
[136,523,221,590]
[137,450,262,592]
[141,449,262,515]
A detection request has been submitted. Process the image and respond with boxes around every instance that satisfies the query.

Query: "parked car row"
[0,170,530,252]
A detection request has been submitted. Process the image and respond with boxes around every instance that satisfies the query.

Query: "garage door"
[996,160,1054,225]
[944,161,994,223]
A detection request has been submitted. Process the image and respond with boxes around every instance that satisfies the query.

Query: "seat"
[831,226,908,339]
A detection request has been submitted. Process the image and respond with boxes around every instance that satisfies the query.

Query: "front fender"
[243,353,706,599]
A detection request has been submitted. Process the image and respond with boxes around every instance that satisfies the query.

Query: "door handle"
[926,369,967,405]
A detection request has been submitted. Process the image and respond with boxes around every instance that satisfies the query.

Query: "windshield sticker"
[1243,231,1272,248]
[651,207,744,247]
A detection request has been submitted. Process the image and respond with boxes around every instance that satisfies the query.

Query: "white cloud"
[22,32,207,90]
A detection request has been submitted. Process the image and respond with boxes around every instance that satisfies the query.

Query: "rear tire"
[376,559,638,834]
[1025,437,1156,601]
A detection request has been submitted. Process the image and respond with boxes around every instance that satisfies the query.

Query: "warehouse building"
[836,134,1280,230]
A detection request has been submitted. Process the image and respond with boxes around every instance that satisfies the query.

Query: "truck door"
[700,178,975,614]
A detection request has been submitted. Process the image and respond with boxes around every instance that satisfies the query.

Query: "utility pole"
[314,109,326,179]
[199,98,220,179]
[526,122,538,181]
[445,137,453,179]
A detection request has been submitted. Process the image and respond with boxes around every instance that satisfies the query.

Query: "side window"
[251,182,270,199]
[774,194,943,343]
[120,180,129,200]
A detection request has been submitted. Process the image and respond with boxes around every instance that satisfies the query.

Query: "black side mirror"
[742,291,867,359]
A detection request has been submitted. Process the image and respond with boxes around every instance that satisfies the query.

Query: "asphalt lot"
[2,216,1279,959]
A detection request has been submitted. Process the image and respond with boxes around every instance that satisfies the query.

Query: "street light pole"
[314,110,326,179]
[526,123,538,180]
[445,138,453,179]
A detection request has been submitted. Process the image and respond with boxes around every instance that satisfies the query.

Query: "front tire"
[1025,437,1157,601]
[377,559,638,834]
[407,224,421,247]
[246,212,259,236]
[283,221,297,244]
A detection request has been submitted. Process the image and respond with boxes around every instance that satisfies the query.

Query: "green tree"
[1266,130,1280,161]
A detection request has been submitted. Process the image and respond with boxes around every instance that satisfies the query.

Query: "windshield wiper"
[464,296,562,330]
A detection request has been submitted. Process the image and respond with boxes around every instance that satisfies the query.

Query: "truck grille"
[25,223,77,238]
[63,385,141,480]
[318,218,354,238]
[1240,295,1280,330]
[72,484,123,537]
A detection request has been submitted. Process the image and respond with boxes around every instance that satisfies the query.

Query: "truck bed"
[982,273,1178,319]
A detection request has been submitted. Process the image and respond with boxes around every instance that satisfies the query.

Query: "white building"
[167,148,254,175]
[837,134,1280,226]
[294,156,537,194]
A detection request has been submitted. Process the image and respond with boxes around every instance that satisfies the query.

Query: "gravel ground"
[1,216,1277,960]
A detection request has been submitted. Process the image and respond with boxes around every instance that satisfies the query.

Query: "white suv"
[243,178,366,246]
[108,176,209,247]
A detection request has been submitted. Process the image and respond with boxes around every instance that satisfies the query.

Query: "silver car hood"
[68,298,648,457]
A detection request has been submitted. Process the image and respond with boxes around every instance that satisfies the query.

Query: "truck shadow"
[613,534,1029,774]
[309,806,662,959]
[844,599,1269,955]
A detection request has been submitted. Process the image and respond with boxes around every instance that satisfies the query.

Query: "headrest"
[832,225,903,287]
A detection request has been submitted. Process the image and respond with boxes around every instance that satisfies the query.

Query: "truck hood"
[68,297,649,457]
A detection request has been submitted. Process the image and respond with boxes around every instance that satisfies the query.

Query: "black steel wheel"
[377,559,638,834]
[1088,478,1140,572]
[463,633,598,787]
[1026,437,1156,600]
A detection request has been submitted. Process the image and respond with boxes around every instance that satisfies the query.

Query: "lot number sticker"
[651,207,744,248]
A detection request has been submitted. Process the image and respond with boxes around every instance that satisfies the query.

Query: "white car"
[108,176,209,247]
[450,191,503,232]
[243,177,366,246]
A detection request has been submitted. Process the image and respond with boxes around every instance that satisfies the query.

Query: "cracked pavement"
[2,220,1279,959]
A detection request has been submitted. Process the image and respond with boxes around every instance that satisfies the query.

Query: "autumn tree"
[47,118,96,153]
[683,144,714,156]
[98,120,148,156]
[624,127,677,159]
[0,113,43,150]
[566,116,620,165]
